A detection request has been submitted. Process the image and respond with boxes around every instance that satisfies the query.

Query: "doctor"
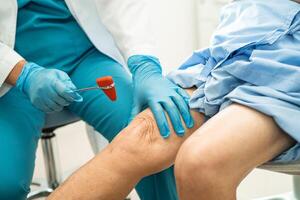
[0,0,193,200]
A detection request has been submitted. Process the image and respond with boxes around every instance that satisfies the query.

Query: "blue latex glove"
[128,55,194,138]
[16,62,83,113]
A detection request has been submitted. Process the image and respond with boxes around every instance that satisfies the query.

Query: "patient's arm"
[48,89,204,200]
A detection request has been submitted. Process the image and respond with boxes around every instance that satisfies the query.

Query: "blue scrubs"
[0,0,177,199]
[168,0,300,163]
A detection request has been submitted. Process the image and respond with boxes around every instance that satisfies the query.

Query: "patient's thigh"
[177,103,295,182]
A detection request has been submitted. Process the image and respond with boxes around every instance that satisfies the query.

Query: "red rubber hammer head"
[96,76,117,101]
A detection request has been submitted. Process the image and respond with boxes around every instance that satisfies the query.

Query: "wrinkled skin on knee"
[108,108,204,177]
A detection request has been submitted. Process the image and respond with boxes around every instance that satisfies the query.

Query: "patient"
[47,90,295,200]
[49,0,300,199]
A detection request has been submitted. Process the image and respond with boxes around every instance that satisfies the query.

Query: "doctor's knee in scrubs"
[0,0,191,199]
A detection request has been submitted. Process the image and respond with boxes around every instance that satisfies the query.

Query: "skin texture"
[47,89,295,200]
[175,104,295,200]
[5,60,26,85]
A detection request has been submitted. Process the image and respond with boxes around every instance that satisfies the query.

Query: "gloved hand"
[16,62,83,113]
[128,55,194,138]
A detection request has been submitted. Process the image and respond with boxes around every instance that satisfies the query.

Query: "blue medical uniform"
[0,0,177,199]
[168,0,300,163]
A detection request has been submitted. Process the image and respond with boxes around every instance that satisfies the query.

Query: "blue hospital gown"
[168,0,300,163]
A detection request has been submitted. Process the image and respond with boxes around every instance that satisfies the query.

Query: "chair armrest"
[259,161,300,175]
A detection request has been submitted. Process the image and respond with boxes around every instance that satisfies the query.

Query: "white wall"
[149,0,198,73]
[196,0,227,47]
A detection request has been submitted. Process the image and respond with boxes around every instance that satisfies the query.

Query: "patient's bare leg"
[175,104,296,200]
[48,89,204,200]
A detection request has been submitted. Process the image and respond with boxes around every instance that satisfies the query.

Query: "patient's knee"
[175,136,234,188]
[110,109,186,176]
[109,109,161,160]
[131,110,161,145]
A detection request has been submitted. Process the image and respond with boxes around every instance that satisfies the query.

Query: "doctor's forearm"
[5,60,26,85]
